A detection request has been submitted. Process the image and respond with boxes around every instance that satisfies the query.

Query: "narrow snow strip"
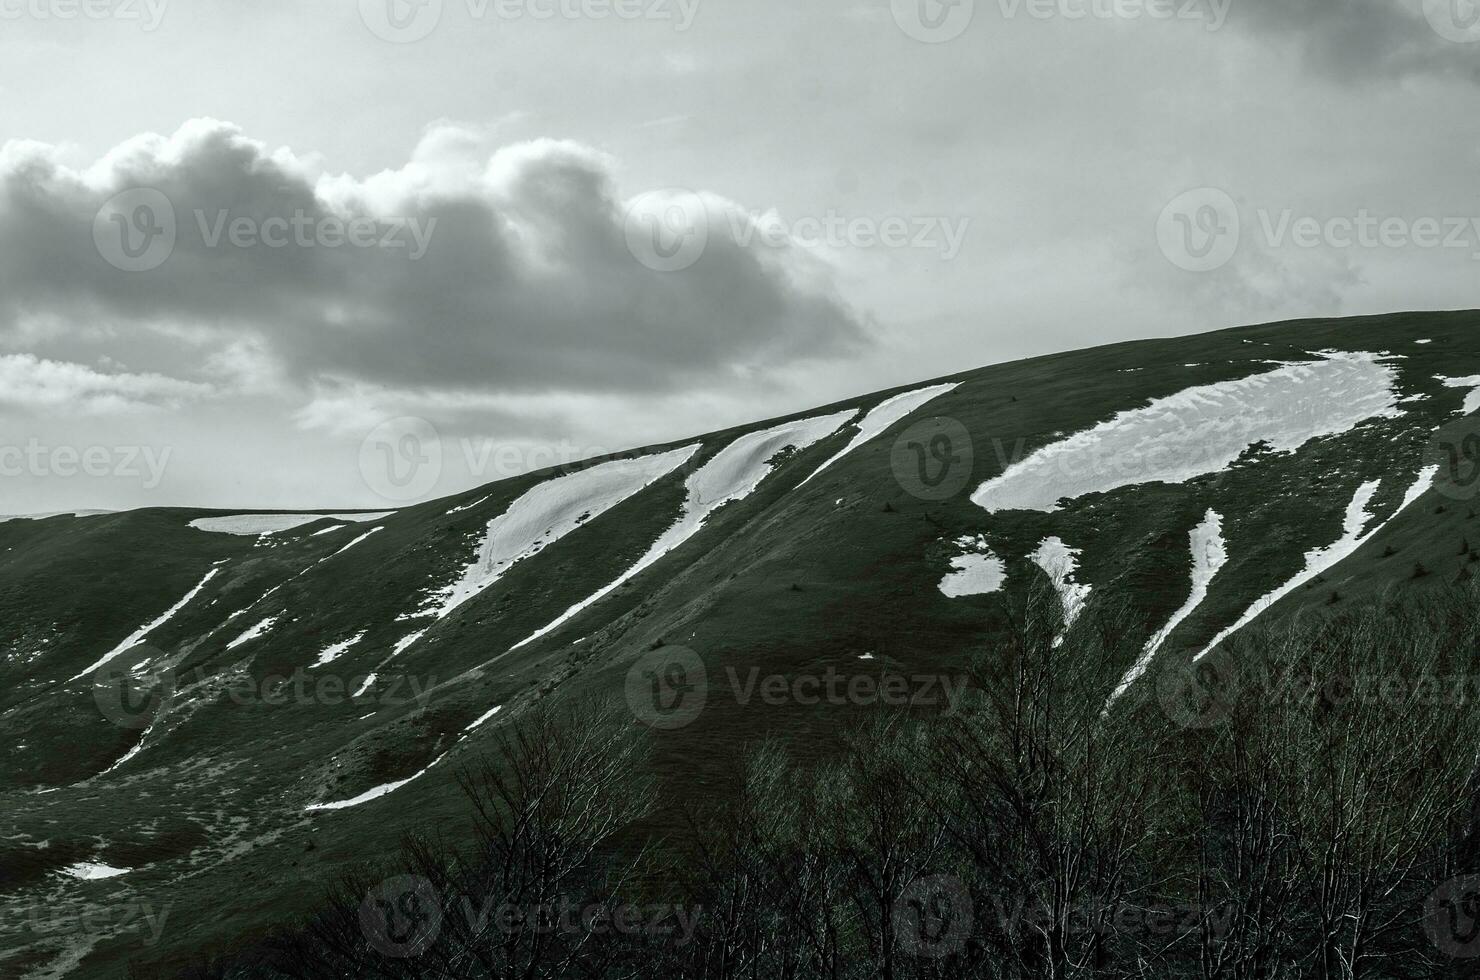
[465,705,502,732]
[1440,375,1480,416]
[513,411,857,649]
[802,383,958,484]
[1109,510,1227,705]
[388,629,427,660]
[327,525,383,559]
[188,512,393,535]
[315,631,367,667]
[59,862,129,880]
[938,535,1006,597]
[426,445,701,620]
[226,615,279,650]
[1193,466,1438,662]
[447,494,491,515]
[1030,537,1091,631]
[973,352,1401,513]
[310,524,347,537]
[353,673,377,697]
[304,753,448,812]
[70,569,220,680]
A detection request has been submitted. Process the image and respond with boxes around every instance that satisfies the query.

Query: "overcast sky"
[1,0,1477,513]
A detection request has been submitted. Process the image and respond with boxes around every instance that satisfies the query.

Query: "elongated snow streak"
[973,352,1401,513]
[513,410,858,650]
[938,535,1006,597]
[1192,466,1438,662]
[447,494,491,515]
[1440,375,1480,416]
[1108,510,1227,706]
[227,615,279,651]
[315,632,366,667]
[465,705,502,731]
[70,569,220,680]
[801,383,959,485]
[427,445,702,620]
[327,526,383,558]
[310,524,347,537]
[188,512,393,535]
[1031,537,1091,635]
[305,753,448,812]
[60,862,129,880]
[354,628,431,690]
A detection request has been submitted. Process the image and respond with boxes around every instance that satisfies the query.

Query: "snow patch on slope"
[973,352,1401,513]
[938,535,1006,597]
[305,753,449,812]
[425,445,701,620]
[226,615,279,651]
[513,410,857,649]
[1031,537,1091,634]
[315,632,366,667]
[1440,375,1480,416]
[1109,510,1227,705]
[189,512,393,536]
[70,568,221,680]
[801,383,959,484]
[1193,466,1438,662]
[59,862,129,880]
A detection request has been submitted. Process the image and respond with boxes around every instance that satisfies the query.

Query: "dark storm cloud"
[1232,0,1480,83]
[0,120,870,403]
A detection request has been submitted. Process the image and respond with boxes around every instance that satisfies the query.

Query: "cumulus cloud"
[1231,0,1480,84]
[0,354,212,414]
[0,119,870,417]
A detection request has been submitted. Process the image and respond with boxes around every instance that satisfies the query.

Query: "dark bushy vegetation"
[146,586,1480,979]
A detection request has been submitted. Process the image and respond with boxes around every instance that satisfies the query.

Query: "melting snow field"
[1030,537,1091,634]
[425,445,701,619]
[1440,375,1480,416]
[305,753,448,812]
[973,352,1401,513]
[188,512,393,535]
[938,535,1006,597]
[801,383,958,484]
[465,704,502,731]
[59,862,129,880]
[1109,510,1227,705]
[1192,467,1438,662]
[70,568,221,680]
[513,410,857,649]
[314,632,366,667]
[226,616,279,651]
